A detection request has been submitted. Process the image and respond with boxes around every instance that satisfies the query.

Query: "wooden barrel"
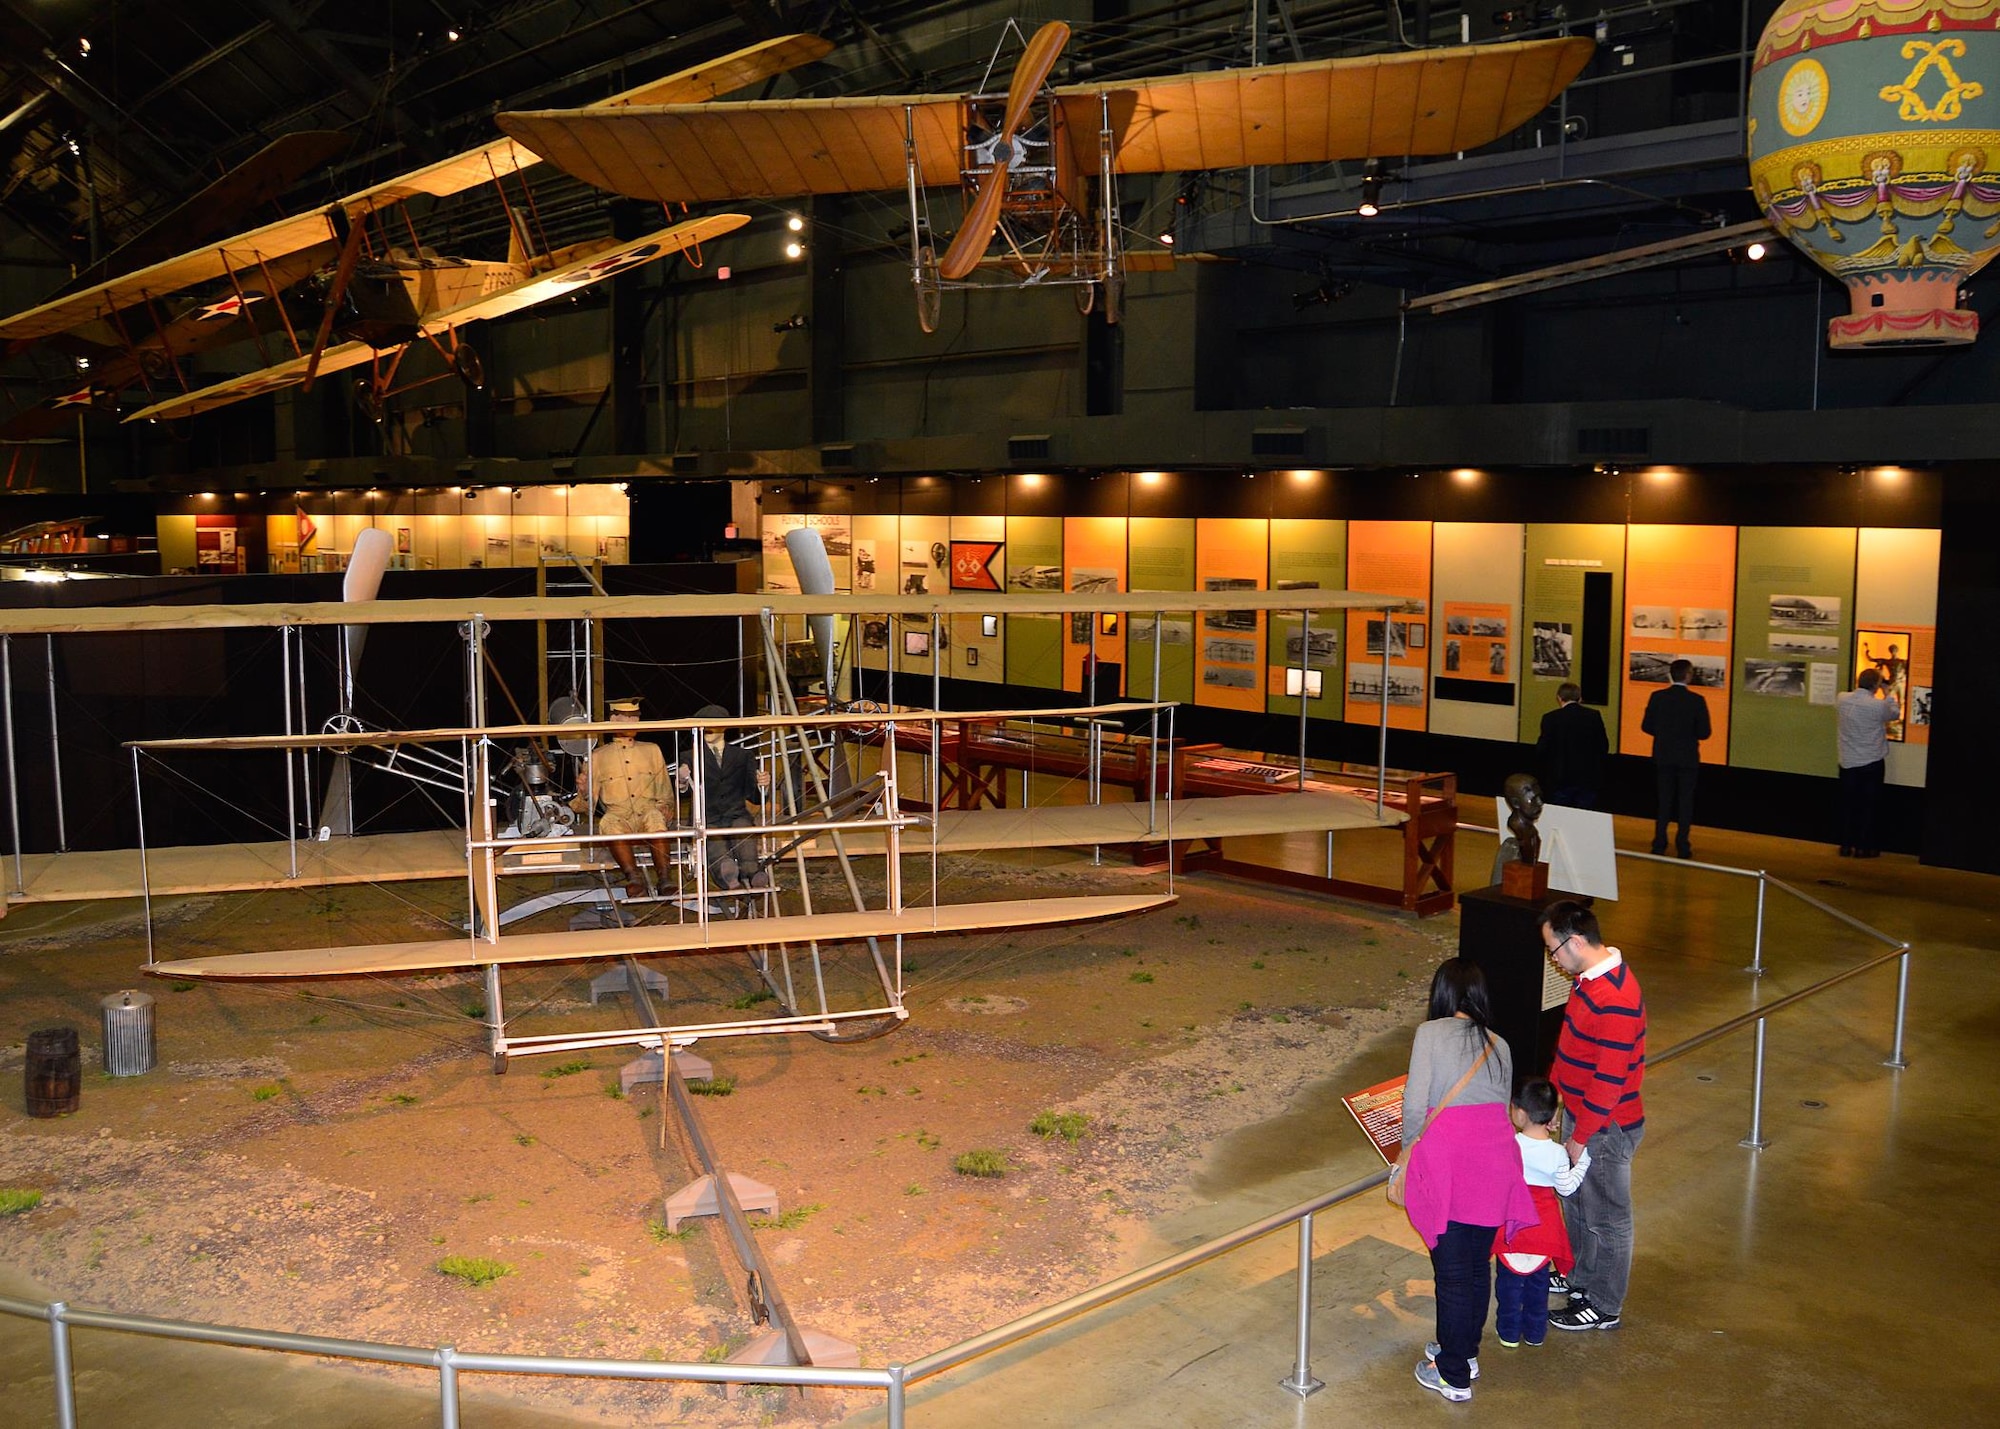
[25,1026,81,1118]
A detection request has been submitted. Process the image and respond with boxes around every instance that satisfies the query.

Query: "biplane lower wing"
[147,893,1172,980]
[495,37,1595,205]
[124,212,749,423]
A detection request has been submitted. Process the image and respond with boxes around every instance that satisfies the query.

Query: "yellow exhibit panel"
[1857,527,1940,787]
[1430,522,1523,741]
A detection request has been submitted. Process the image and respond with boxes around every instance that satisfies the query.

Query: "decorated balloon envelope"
[1749,0,2000,347]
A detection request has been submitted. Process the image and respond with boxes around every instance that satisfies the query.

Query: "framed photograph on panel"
[981,614,999,637]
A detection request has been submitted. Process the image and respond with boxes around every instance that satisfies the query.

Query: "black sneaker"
[1550,1298,1620,1332]
[1547,1270,1570,1296]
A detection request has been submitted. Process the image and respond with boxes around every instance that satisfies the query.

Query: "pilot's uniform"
[592,738,673,836]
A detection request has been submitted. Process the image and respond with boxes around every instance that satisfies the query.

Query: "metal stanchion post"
[1885,949,1912,1069]
[48,1301,76,1429]
[1740,1018,1770,1150]
[438,1344,460,1429]
[886,1362,907,1429]
[1279,1213,1324,1398]
[1746,873,1767,976]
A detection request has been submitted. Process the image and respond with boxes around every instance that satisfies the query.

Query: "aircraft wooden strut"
[498,24,1595,331]
[0,35,833,432]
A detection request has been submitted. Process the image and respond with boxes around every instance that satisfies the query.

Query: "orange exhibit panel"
[1193,518,1268,712]
[1062,516,1127,693]
[1620,525,1735,764]
[1344,520,1432,730]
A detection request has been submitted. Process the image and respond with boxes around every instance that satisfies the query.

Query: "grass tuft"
[727,989,776,1010]
[1029,1111,1090,1143]
[435,1255,512,1287]
[748,1202,823,1231]
[686,1074,736,1097]
[952,1149,1009,1178]
[646,1217,694,1244]
[540,1059,592,1080]
[250,1084,281,1102]
[0,1189,43,1216]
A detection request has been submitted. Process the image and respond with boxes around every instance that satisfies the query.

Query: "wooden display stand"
[1500,859,1549,900]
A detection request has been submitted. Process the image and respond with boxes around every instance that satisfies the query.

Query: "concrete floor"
[833,817,2000,1428]
[6,815,1995,1427]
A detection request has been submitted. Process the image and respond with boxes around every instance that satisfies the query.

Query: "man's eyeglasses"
[1546,934,1574,960]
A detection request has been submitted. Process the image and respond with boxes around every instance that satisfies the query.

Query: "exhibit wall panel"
[1430,522,1523,741]
[1519,525,1624,743]
[948,514,1005,682]
[1193,518,1268,712]
[895,515,951,676]
[1063,516,1127,692]
[849,514,898,674]
[1620,525,1736,764]
[1267,519,1346,718]
[1730,527,1856,777]
[1344,520,1432,730]
[1858,526,1940,787]
[1126,516,1195,703]
[1005,515,1064,689]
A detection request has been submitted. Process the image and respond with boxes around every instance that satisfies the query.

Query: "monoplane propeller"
[936,20,1070,282]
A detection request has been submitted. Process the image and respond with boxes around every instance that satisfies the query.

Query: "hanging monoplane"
[0,35,831,431]
[497,23,1595,331]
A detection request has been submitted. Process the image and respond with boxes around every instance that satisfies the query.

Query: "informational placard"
[1343,1074,1407,1165]
[1542,957,1575,1013]
[1442,602,1512,682]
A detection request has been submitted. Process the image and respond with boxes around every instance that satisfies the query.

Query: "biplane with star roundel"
[498,22,1595,332]
[0,34,834,437]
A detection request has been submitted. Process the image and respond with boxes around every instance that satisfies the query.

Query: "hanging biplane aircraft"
[497,23,1595,331]
[0,34,833,432]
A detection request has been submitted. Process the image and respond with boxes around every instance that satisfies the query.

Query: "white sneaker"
[1415,1359,1472,1402]
[1424,1342,1479,1380]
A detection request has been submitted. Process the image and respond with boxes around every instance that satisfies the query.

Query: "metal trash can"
[26,1027,81,1116]
[101,990,156,1077]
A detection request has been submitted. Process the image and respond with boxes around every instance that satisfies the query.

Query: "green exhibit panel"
[1005,515,1064,689]
[1266,519,1346,718]
[1127,517,1196,703]
[1730,527,1857,778]
[1519,524,1626,745]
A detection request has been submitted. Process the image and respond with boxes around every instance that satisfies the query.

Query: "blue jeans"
[1429,1220,1495,1390]
[1494,1261,1550,1345]
[1570,1119,1643,1316]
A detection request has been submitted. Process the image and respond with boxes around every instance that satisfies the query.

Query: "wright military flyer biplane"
[0,35,836,437]
[498,22,1595,330]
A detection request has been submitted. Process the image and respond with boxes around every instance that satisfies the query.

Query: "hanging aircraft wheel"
[453,342,486,390]
[1102,270,1124,325]
[1074,281,1096,316]
[915,245,942,334]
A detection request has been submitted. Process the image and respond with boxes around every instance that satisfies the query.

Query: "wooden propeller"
[937,21,1069,282]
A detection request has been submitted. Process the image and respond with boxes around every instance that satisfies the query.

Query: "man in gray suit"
[1640,659,1710,858]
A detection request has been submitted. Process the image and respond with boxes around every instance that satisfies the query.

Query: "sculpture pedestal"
[1458,885,1573,1085]
[1499,860,1549,901]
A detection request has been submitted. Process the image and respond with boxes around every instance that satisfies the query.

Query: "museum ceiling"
[0,1,1763,284]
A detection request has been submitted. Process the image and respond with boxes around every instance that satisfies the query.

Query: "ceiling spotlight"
[77,37,92,57]
[784,241,804,259]
[786,214,805,232]
[1358,160,1384,218]
[74,356,90,372]
[1159,231,1174,246]
[64,134,82,156]
[1746,240,1767,261]
[446,28,461,42]
[772,314,808,332]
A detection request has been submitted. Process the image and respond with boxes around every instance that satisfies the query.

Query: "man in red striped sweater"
[1539,898,1647,1332]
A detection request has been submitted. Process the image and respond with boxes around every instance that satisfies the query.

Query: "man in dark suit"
[1640,659,1711,857]
[1538,682,1609,809]
[677,703,770,893]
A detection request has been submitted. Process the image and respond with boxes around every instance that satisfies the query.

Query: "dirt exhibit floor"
[0,849,1448,1425]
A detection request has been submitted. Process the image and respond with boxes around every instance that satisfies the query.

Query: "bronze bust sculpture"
[1502,772,1545,868]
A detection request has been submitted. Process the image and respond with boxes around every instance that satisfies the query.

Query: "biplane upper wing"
[0,35,830,345]
[124,213,749,423]
[494,37,1594,206]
